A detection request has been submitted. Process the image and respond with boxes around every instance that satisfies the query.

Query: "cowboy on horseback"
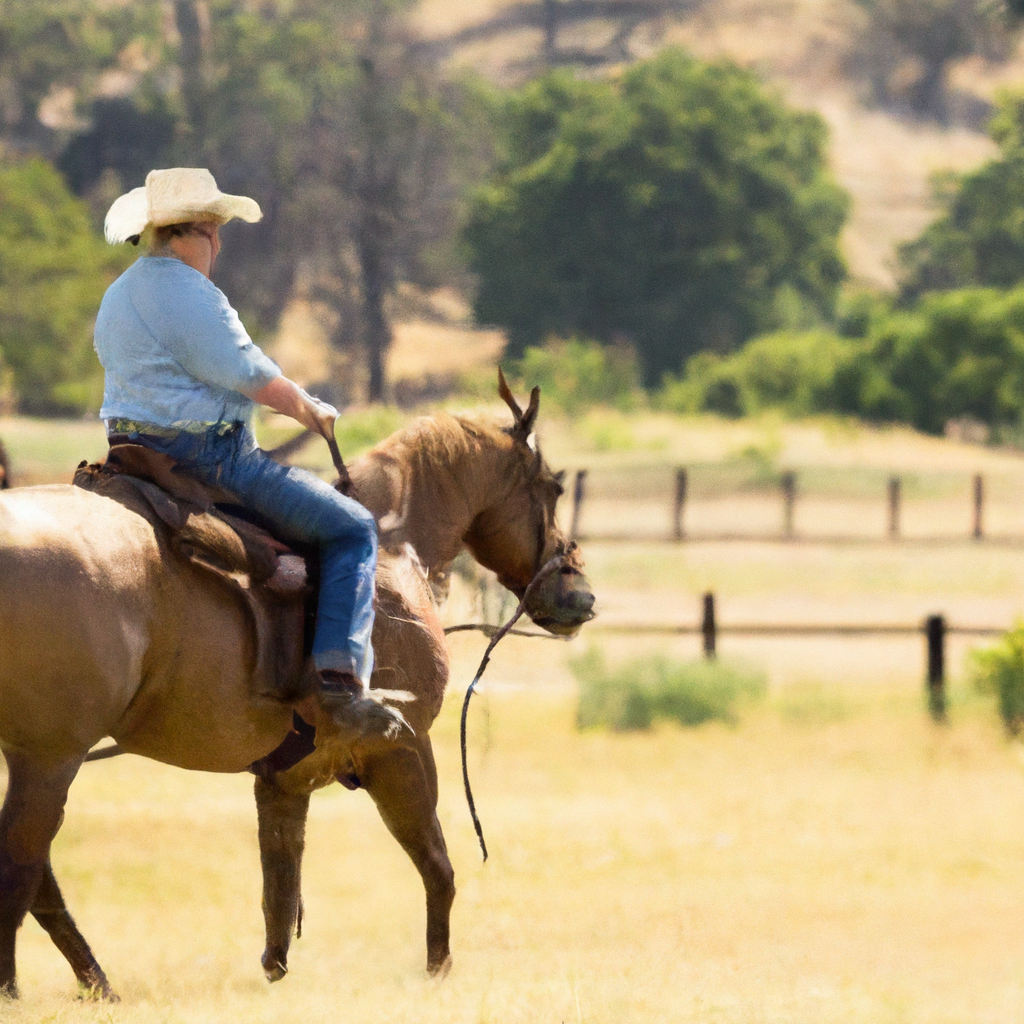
[94,167,403,740]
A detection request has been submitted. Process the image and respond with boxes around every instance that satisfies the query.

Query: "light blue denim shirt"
[94,256,281,432]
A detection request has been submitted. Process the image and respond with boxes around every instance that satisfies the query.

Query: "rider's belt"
[105,418,240,446]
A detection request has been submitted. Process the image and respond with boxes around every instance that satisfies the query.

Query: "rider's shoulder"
[126,256,222,299]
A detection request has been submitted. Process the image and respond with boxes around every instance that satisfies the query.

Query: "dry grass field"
[4,410,1024,1021]
[5,682,1024,1023]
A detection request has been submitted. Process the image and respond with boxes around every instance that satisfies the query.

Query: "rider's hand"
[298,389,338,442]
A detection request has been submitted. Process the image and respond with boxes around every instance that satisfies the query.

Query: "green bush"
[861,288,1024,434]
[657,286,1024,435]
[513,338,642,417]
[970,623,1024,735]
[659,330,866,419]
[571,647,767,732]
[335,405,406,457]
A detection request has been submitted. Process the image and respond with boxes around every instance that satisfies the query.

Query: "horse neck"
[352,416,513,577]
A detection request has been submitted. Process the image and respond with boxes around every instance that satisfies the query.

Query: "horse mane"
[366,411,513,470]
[350,410,528,575]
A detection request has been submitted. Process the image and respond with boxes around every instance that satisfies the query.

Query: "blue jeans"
[126,423,376,682]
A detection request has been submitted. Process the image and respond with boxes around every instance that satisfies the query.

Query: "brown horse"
[0,379,593,999]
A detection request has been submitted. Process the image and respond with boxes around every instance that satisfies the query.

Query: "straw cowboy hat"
[104,167,262,244]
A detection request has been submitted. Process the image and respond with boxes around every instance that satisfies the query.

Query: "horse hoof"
[263,957,288,983]
[77,982,119,1003]
[427,954,452,980]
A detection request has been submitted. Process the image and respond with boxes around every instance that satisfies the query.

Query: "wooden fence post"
[702,592,717,659]
[570,469,587,541]
[888,476,901,540]
[925,614,946,722]
[781,471,796,539]
[973,474,984,540]
[673,468,687,541]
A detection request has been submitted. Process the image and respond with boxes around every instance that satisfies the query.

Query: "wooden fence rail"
[590,592,1007,722]
[570,468,998,545]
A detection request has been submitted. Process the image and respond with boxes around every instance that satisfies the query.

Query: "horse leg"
[30,860,115,1000]
[362,738,455,976]
[0,749,81,997]
[254,775,310,982]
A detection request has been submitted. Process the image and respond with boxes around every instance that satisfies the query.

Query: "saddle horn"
[497,367,540,437]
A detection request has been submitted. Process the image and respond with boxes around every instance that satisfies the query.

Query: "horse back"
[0,485,294,770]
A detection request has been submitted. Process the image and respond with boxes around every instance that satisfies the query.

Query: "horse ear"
[497,366,524,424]
[521,385,540,435]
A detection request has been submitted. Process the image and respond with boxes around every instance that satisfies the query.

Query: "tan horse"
[0,381,593,999]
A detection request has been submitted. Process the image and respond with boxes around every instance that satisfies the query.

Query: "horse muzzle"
[525,565,596,637]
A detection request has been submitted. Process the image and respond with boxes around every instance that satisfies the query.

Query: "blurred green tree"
[0,0,158,155]
[898,91,1024,298]
[463,50,849,387]
[0,157,127,415]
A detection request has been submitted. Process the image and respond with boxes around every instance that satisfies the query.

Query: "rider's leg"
[220,440,378,683]
[134,426,402,738]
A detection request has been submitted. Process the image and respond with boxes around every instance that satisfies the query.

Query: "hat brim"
[104,186,149,244]
[104,186,262,244]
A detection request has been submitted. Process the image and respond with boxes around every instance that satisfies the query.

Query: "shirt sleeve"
[131,260,282,396]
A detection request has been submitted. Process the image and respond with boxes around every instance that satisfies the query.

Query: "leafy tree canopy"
[899,90,1024,298]
[463,49,849,386]
[0,157,127,415]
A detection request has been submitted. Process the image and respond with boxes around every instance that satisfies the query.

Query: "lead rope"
[460,554,566,862]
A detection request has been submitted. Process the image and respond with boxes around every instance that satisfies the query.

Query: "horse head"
[463,369,595,637]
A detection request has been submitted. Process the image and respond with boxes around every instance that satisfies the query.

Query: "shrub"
[861,288,1024,434]
[513,338,642,417]
[659,330,866,419]
[657,287,1024,435]
[970,623,1024,735]
[335,405,406,457]
[571,647,767,732]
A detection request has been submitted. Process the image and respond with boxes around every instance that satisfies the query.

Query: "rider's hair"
[149,221,219,257]
[152,222,198,245]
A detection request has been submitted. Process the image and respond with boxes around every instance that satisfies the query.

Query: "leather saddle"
[73,443,312,601]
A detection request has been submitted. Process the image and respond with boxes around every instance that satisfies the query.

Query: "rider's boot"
[317,670,410,742]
